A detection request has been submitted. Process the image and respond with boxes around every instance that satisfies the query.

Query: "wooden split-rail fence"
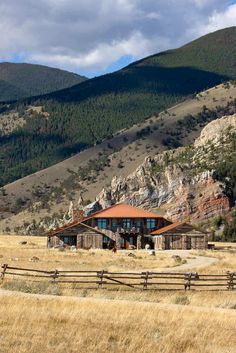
[1,264,235,291]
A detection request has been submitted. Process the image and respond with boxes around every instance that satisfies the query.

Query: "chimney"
[72,209,84,222]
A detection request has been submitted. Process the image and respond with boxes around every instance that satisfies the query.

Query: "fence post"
[51,269,59,283]
[1,264,8,281]
[184,272,192,290]
[143,271,149,290]
[97,270,105,289]
[227,272,234,290]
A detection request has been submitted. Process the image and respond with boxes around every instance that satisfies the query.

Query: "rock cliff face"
[94,115,236,222]
[13,114,236,234]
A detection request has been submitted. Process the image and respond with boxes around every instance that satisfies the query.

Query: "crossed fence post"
[142,271,149,290]
[97,270,105,288]
[1,264,8,281]
[51,269,59,283]
[227,272,235,290]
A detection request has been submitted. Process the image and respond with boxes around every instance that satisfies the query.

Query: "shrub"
[174,295,190,305]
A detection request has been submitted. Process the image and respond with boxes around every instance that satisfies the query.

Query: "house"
[47,203,208,250]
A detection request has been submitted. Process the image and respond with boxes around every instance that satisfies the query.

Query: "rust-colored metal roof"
[47,203,165,236]
[151,222,188,235]
[151,222,207,235]
[92,203,163,219]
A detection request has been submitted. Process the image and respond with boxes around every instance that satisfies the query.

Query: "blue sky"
[0,0,236,78]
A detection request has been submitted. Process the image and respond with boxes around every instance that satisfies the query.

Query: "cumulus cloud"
[0,0,235,76]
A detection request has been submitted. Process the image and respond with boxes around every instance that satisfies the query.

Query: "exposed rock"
[18,241,27,245]
[94,115,236,222]
[194,114,236,147]
[30,256,40,262]
[83,201,102,217]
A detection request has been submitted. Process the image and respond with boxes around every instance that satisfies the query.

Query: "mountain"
[0,62,87,102]
[2,112,236,238]
[1,81,236,235]
[1,27,236,187]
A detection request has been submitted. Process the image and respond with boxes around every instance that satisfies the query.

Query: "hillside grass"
[1,28,236,186]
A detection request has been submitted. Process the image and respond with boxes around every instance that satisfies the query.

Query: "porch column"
[137,235,142,250]
[115,232,121,250]
[183,235,188,250]
[161,236,165,250]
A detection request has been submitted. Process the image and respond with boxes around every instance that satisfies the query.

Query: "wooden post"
[115,233,121,250]
[97,270,105,288]
[184,272,192,290]
[137,235,141,250]
[52,269,59,283]
[227,272,234,290]
[143,271,149,290]
[1,264,8,281]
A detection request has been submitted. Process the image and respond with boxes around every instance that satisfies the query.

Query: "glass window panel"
[146,218,156,229]
[135,219,141,230]
[112,219,118,229]
[120,237,125,247]
[103,236,109,243]
[63,237,69,244]
[123,219,131,229]
[97,219,107,229]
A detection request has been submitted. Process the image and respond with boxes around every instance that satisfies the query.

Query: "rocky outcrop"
[194,114,236,147]
[94,115,236,222]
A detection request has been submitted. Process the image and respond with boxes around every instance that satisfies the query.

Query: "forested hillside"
[1,27,236,186]
[0,62,87,101]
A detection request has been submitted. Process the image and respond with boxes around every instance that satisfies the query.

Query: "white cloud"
[31,31,151,70]
[198,3,236,34]
[0,0,235,75]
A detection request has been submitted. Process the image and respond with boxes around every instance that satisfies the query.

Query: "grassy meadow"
[0,235,236,353]
[0,235,181,272]
[0,292,236,353]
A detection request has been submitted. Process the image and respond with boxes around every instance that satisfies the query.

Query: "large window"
[97,218,107,229]
[61,236,77,246]
[103,236,109,243]
[123,218,131,229]
[146,218,156,230]
[112,219,118,230]
[135,219,141,231]
[120,237,125,248]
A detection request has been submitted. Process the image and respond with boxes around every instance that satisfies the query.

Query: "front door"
[120,235,137,249]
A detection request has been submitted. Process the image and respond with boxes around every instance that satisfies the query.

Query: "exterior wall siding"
[154,233,208,250]
[77,231,103,249]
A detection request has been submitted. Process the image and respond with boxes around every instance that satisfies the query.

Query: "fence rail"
[1,264,235,291]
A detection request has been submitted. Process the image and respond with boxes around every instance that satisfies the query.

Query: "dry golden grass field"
[0,235,236,353]
[0,235,181,271]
